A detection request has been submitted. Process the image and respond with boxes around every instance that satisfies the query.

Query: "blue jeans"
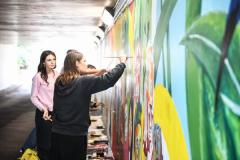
[21,127,37,150]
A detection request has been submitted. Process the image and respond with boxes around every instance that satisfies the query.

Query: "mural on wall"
[101,0,240,159]
[182,0,240,159]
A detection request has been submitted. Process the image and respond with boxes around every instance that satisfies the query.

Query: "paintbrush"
[104,56,133,58]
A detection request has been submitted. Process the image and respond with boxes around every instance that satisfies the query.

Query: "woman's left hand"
[43,107,52,121]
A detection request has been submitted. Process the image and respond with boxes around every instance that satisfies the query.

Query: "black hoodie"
[52,63,126,136]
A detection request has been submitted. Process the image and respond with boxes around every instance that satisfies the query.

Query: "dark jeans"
[21,127,37,151]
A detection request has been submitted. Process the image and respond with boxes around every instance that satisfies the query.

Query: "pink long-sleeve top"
[31,71,60,112]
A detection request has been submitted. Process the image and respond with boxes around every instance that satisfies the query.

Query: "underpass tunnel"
[1,1,239,160]
[0,0,117,159]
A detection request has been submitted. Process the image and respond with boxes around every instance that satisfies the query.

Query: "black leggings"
[35,109,52,160]
[50,132,87,160]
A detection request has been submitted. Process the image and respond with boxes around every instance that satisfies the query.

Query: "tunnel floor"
[0,86,35,160]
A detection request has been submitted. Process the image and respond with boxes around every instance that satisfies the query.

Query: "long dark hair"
[37,50,56,84]
[56,51,83,85]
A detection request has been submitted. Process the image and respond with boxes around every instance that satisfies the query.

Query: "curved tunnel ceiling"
[0,0,115,45]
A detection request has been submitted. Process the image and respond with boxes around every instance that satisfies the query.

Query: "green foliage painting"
[182,9,240,160]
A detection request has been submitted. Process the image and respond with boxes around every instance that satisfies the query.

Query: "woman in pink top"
[31,50,59,160]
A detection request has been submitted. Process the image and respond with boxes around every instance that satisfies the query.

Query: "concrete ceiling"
[0,0,115,45]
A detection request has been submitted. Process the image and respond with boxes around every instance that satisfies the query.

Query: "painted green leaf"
[181,12,240,159]
[153,0,177,83]
[181,12,226,87]
[185,0,202,159]
[181,12,240,107]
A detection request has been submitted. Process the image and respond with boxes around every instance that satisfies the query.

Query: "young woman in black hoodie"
[51,51,127,160]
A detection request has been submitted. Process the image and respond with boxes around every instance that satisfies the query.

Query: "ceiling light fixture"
[95,25,105,40]
[101,7,115,27]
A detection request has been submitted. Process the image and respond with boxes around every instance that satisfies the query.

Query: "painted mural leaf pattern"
[181,12,240,159]
[153,0,177,83]
[181,12,226,87]
[225,24,240,103]
[185,0,203,159]
[181,12,240,109]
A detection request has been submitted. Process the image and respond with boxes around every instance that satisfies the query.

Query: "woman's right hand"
[119,54,128,63]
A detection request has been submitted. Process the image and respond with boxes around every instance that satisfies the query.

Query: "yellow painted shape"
[154,84,189,160]
[128,8,134,57]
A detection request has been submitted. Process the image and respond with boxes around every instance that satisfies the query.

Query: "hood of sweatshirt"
[55,77,79,96]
